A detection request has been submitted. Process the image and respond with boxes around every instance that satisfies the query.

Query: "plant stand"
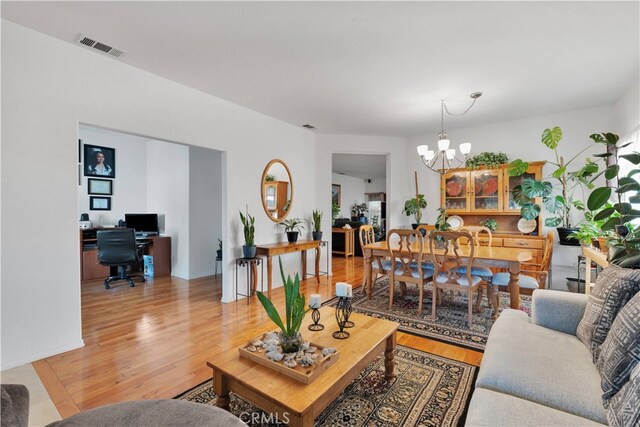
[235,257,263,304]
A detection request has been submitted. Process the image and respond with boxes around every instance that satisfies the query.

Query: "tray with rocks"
[238,331,339,384]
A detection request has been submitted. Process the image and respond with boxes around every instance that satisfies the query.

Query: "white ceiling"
[2,1,638,137]
[333,153,386,179]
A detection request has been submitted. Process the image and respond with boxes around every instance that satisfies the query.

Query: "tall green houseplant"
[256,258,306,353]
[403,194,428,226]
[239,208,256,258]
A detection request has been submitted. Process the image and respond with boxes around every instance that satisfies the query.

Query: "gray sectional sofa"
[466,290,608,426]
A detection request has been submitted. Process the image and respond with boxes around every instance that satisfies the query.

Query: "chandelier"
[417,92,483,174]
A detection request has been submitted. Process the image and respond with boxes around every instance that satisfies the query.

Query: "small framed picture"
[84,144,116,178]
[88,178,113,195]
[90,196,111,211]
[332,184,341,207]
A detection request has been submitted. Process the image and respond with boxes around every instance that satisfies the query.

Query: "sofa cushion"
[597,290,640,402]
[476,309,607,424]
[466,388,606,426]
[1,384,29,427]
[576,264,640,362]
[606,363,640,427]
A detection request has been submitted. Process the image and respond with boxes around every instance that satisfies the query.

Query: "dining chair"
[492,231,555,292]
[415,224,435,236]
[387,229,434,315]
[428,231,484,327]
[358,224,388,294]
[457,225,495,280]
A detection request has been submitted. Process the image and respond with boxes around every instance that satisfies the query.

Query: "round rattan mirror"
[260,159,294,222]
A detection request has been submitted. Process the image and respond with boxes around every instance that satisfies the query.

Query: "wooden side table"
[332,228,354,258]
[235,257,263,303]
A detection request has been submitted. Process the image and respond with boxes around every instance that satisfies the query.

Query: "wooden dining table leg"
[508,261,521,309]
[365,248,373,299]
[315,245,320,283]
[301,250,307,281]
[266,255,273,299]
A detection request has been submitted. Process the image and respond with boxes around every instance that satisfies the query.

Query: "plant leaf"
[552,166,566,179]
[545,217,562,227]
[507,159,529,177]
[256,291,285,333]
[613,203,632,214]
[590,133,606,144]
[520,203,541,220]
[604,133,620,145]
[544,195,564,214]
[542,127,562,149]
[521,179,553,198]
[612,253,640,268]
[605,164,620,180]
[617,182,640,193]
[593,152,614,158]
[512,185,532,206]
[601,216,622,231]
[587,187,612,211]
[594,207,616,221]
[621,153,640,165]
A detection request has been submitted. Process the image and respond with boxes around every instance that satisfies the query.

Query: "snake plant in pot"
[311,210,323,241]
[507,127,599,245]
[239,208,256,258]
[256,258,307,353]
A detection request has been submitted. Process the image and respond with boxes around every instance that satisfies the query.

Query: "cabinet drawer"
[503,238,544,249]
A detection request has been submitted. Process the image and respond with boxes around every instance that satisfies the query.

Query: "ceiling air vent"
[302,124,316,130]
[76,34,126,58]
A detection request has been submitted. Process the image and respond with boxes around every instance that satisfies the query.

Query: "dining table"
[362,241,533,311]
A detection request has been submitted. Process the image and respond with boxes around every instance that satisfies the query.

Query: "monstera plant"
[508,126,599,245]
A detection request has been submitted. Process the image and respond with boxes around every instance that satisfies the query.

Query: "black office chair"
[97,228,146,289]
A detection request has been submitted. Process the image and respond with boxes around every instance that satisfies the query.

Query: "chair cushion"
[457,266,494,278]
[606,363,640,427]
[410,261,435,270]
[476,309,607,424]
[492,272,539,289]
[435,273,481,287]
[596,290,640,402]
[467,388,606,427]
[576,264,640,363]
[410,269,434,279]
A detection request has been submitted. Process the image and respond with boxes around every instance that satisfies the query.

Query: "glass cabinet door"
[503,166,541,213]
[470,170,503,212]
[441,171,470,212]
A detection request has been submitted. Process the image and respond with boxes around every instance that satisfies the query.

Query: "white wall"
[365,178,386,193]
[615,79,640,137]
[331,173,365,218]
[78,125,149,226]
[1,21,315,369]
[189,146,223,279]
[406,104,618,268]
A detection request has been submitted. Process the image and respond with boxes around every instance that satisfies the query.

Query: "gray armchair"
[1,384,29,427]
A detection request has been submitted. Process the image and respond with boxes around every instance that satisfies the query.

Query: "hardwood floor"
[34,256,482,418]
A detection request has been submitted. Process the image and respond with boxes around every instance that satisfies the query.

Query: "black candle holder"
[332,297,350,339]
[343,296,355,328]
[308,306,324,331]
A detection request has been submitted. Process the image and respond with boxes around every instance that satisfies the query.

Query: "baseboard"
[1,339,85,372]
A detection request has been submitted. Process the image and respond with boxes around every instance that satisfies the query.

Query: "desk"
[363,241,532,310]
[256,240,321,298]
[80,229,171,281]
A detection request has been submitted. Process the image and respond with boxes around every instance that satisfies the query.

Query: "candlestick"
[308,305,324,331]
[332,297,350,339]
[336,282,348,297]
[343,296,354,328]
[309,294,322,309]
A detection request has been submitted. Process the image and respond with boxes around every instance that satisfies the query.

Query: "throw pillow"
[1,386,19,427]
[597,290,640,402]
[576,264,640,362]
[606,362,640,427]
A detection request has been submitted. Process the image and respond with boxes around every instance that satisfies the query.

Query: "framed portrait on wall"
[88,178,113,195]
[332,184,341,207]
[84,144,116,178]
[90,196,111,211]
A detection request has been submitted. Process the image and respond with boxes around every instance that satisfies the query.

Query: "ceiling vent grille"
[76,34,126,58]
[302,124,316,129]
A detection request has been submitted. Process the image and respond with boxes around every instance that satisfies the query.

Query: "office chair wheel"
[127,279,136,287]
[104,280,111,290]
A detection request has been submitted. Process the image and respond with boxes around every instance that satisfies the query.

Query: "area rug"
[334,277,531,351]
[176,346,477,426]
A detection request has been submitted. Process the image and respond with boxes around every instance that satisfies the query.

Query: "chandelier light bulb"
[459,143,471,155]
[438,139,450,151]
[417,145,429,156]
[446,149,455,160]
[424,150,435,161]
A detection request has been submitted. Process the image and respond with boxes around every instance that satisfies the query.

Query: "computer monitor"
[125,213,159,235]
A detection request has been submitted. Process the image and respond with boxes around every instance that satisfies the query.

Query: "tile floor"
[1,364,61,426]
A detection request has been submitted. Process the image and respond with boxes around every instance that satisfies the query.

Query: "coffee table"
[207,306,399,427]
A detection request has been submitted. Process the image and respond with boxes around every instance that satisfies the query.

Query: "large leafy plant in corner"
[584,132,640,267]
[508,126,598,228]
[403,194,428,224]
[256,258,306,338]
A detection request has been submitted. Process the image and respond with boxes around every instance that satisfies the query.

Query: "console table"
[256,240,321,298]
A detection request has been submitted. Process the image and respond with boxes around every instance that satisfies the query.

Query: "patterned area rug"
[176,346,477,426]
[337,277,531,351]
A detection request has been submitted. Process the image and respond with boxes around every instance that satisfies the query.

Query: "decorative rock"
[298,354,315,367]
[307,346,318,354]
[265,344,278,353]
[266,350,284,362]
[301,342,310,351]
[284,359,297,369]
[321,347,337,356]
[284,353,296,361]
[252,339,263,347]
[246,345,257,352]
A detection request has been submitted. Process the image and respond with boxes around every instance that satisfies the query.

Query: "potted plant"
[311,210,323,241]
[332,201,340,226]
[583,132,640,267]
[507,126,599,245]
[433,208,451,248]
[568,203,614,247]
[239,209,256,258]
[351,202,368,223]
[280,218,304,243]
[402,194,428,228]
[256,258,306,353]
[217,238,223,259]
[265,174,275,182]
[480,218,497,232]
[465,152,509,170]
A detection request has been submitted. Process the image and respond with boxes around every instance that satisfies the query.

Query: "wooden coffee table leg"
[384,333,396,380]
[288,414,313,427]
[214,372,230,411]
